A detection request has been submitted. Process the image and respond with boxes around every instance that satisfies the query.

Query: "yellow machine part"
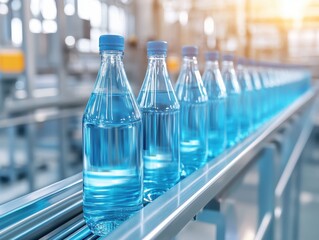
[167,55,180,74]
[0,49,24,74]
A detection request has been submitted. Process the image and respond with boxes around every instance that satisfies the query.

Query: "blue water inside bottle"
[179,100,208,176]
[138,90,180,202]
[175,47,208,176]
[258,71,268,122]
[83,93,143,236]
[137,40,180,203]
[207,98,226,156]
[225,94,241,146]
[82,35,143,236]
[222,56,241,147]
[236,62,253,137]
[239,92,253,136]
[202,53,227,158]
[249,69,263,128]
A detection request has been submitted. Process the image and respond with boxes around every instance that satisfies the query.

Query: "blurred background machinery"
[0,0,319,239]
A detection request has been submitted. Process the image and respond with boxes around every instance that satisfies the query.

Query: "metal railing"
[0,88,316,240]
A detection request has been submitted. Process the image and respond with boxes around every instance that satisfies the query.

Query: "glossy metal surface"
[0,173,82,229]
[0,89,316,239]
[105,89,315,240]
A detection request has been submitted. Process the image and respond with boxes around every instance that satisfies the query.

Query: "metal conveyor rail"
[0,89,316,239]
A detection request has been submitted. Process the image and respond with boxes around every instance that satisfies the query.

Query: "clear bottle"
[256,62,269,121]
[236,57,253,136]
[261,62,275,117]
[247,60,263,128]
[175,46,208,176]
[202,51,227,158]
[82,35,143,236]
[137,41,180,203]
[221,53,241,147]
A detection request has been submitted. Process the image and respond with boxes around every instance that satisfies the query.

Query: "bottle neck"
[140,53,175,94]
[147,54,168,71]
[237,63,247,72]
[148,54,166,61]
[100,50,123,62]
[94,50,126,93]
[222,60,234,69]
[205,60,219,69]
[182,56,199,70]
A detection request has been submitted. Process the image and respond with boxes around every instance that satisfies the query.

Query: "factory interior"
[0,0,319,239]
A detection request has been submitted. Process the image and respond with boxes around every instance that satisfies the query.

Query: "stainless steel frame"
[0,88,317,239]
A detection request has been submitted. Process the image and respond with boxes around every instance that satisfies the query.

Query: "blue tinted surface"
[225,94,240,146]
[249,71,263,128]
[83,93,143,236]
[138,90,180,203]
[202,61,227,157]
[237,68,253,136]
[179,101,208,176]
[207,98,226,157]
[175,57,208,176]
[222,62,241,147]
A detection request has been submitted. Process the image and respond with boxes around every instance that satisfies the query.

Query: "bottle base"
[86,219,121,236]
[180,163,205,178]
[84,205,142,236]
[143,189,169,203]
[208,150,223,159]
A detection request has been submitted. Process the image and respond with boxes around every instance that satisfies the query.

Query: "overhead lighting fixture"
[11,0,21,11]
[179,11,188,26]
[30,0,40,16]
[40,0,57,20]
[90,0,101,27]
[65,36,75,47]
[76,38,91,52]
[29,18,42,33]
[0,3,8,15]
[64,3,75,16]
[77,0,90,20]
[42,20,57,34]
[164,9,178,24]
[11,18,23,45]
[204,16,214,35]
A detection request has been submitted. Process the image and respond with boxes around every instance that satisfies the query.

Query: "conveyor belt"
[0,89,317,240]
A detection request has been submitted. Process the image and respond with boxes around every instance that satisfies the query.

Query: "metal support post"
[21,0,36,98]
[58,118,68,180]
[26,123,36,191]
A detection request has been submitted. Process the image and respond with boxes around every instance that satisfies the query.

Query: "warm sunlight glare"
[279,0,308,19]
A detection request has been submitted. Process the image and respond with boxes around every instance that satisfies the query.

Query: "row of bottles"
[82,35,311,236]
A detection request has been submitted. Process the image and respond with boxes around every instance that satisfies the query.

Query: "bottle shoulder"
[175,69,208,102]
[202,69,227,99]
[83,92,142,125]
[137,90,180,111]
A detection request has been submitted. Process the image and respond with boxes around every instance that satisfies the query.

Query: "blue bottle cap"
[205,51,219,61]
[147,41,168,55]
[99,34,124,51]
[182,46,199,57]
[222,53,234,61]
[248,59,257,66]
[237,57,246,65]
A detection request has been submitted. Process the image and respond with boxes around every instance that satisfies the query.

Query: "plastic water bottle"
[82,35,143,236]
[175,46,208,176]
[262,62,276,117]
[202,51,227,157]
[137,41,180,203]
[247,60,263,128]
[236,57,253,136]
[256,62,269,121]
[221,53,241,147]
[270,63,281,113]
